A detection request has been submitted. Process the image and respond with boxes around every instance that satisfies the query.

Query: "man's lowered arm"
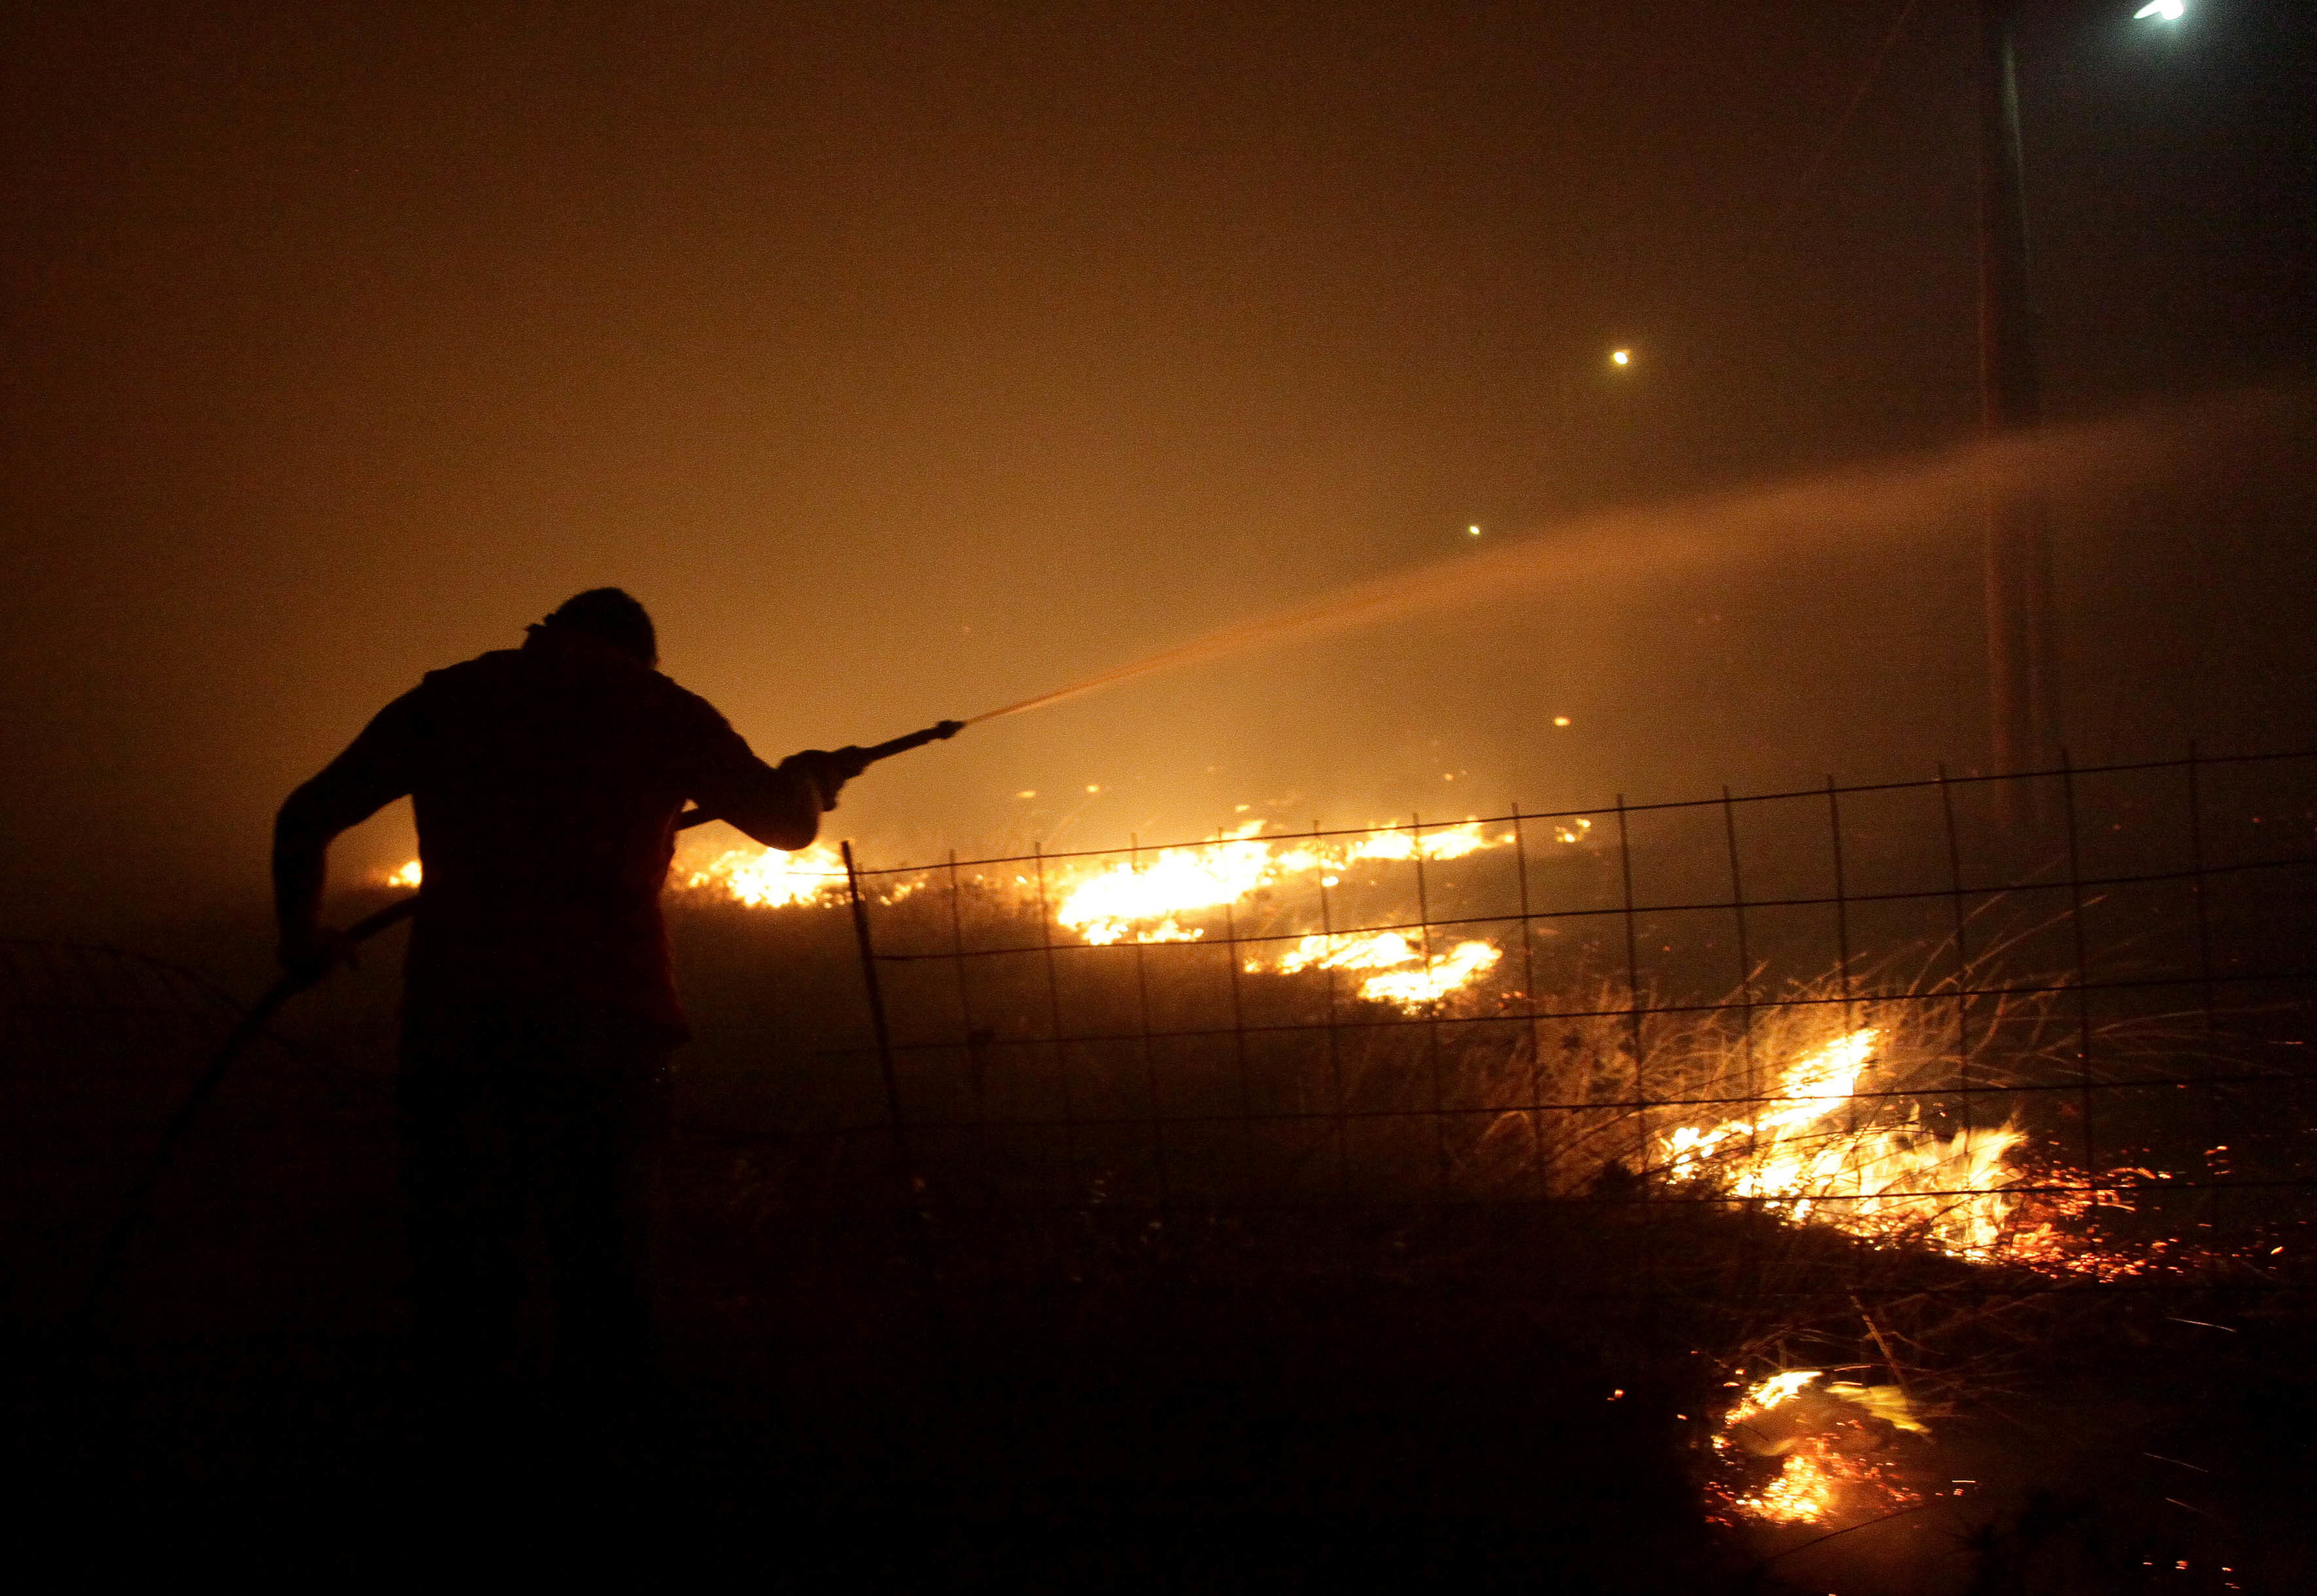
[274,694,420,980]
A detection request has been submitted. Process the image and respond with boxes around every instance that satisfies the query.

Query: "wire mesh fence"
[5,749,2313,1570]
[7,755,2311,1564]
[9,749,2314,1322]
[831,750,2317,1289]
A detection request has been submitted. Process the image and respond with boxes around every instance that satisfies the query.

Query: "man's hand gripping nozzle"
[783,719,967,813]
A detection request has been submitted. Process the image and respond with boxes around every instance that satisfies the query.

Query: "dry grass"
[663,870,2293,1570]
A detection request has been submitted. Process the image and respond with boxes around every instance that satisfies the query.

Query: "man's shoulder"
[420,648,728,725]
[650,671,737,736]
[417,649,526,691]
[412,643,727,732]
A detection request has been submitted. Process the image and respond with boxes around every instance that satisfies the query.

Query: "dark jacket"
[277,627,820,1038]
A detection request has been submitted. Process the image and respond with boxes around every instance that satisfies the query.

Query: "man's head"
[541,588,659,668]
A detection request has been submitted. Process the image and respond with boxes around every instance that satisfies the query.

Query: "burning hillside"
[385,815,1537,1010]
[377,821,2157,1283]
[375,811,2237,1535]
[386,820,2161,1242]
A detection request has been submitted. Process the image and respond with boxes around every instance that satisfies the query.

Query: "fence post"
[2057,751,2096,1178]
[2185,743,2225,1252]
[843,841,919,1207]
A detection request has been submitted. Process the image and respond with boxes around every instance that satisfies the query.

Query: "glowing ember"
[384,859,423,889]
[1735,1369,1822,1416]
[1732,1442,1842,1525]
[1707,1370,1928,1529]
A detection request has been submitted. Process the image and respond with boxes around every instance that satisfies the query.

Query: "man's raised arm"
[684,704,851,853]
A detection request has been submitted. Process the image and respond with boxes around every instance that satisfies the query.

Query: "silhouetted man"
[273,588,848,1431]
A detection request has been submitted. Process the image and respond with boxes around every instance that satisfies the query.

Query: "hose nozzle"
[832,719,967,780]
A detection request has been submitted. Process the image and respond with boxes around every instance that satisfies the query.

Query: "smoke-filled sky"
[5,0,2311,930]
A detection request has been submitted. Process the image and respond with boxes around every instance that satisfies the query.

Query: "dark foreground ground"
[6,899,2314,1591]
[7,1191,1743,1587]
[7,1172,2316,1593]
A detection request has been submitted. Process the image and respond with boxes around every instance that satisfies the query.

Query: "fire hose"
[73,717,964,1334]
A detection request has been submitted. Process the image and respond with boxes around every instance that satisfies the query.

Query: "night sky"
[5,0,2310,931]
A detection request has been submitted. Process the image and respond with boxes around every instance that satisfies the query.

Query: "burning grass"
[385,813,2297,1556]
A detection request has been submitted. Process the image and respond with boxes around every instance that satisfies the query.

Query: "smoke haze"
[4,1,2311,936]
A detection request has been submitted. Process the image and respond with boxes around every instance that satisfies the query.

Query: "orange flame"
[1047,819,1532,999]
[679,841,851,908]
[1661,1028,2037,1262]
[1707,1369,1927,1528]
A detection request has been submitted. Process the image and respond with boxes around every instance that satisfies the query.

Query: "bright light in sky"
[1609,348,1632,367]
[2133,0,2184,18]
[1468,524,1481,536]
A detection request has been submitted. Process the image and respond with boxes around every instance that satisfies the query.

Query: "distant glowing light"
[1086,784,1101,794]
[1553,715,1571,728]
[1016,790,1037,799]
[1609,348,1632,367]
[2133,0,2184,18]
[1468,524,1482,536]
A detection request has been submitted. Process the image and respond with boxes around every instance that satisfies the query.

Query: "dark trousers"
[398,1004,674,1404]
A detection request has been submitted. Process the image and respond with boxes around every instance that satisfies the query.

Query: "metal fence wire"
[832,750,2317,1281]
